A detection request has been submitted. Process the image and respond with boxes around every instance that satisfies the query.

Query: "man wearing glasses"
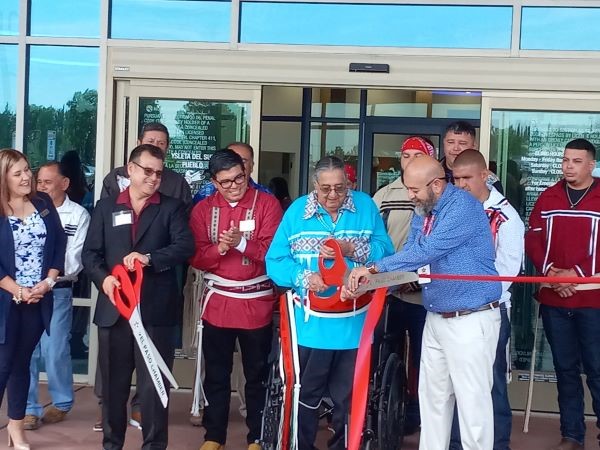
[83,144,194,450]
[266,155,393,450]
[98,122,192,431]
[190,149,282,450]
[346,156,501,450]
[193,142,270,204]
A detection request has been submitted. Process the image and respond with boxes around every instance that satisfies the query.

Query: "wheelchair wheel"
[260,358,283,450]
[377,352,407,450]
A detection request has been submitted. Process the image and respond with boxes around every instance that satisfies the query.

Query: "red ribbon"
[279,293,295,450]
[420,273,600,284]
[347,287,387,450]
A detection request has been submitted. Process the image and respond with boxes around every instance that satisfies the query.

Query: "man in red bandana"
[372,136,435,435]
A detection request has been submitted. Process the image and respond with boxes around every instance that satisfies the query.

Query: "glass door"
[480,93,600,414]
[110,80,262,388]
[362,118,479,194]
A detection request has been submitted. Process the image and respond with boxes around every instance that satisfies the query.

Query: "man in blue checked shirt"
[346,155,502,450]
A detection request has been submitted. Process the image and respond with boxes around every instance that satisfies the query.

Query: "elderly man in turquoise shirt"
[347,156,502,450]
[266,155,393,450]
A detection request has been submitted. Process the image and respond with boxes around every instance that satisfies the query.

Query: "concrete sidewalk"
[0,383,597,449]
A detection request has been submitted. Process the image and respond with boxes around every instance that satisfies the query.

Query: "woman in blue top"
[0,149,66,449]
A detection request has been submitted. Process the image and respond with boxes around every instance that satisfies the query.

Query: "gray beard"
[415,204,434,217]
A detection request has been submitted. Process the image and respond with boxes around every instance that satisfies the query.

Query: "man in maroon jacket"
[526,138,600,450]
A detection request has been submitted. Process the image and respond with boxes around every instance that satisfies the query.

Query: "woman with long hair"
[0,149,66,449]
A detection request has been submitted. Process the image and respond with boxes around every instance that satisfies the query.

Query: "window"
[30,0,100,38]
[25,46,99,200]
[490,109,600,372]
[111,0,231,42]
[138,98,251,195]
[521,7,600,51]
[0,0,19,35]
[241,3,512,49]
[0,44,17,148]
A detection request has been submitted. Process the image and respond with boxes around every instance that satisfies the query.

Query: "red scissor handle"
[111,259,144,320]
[318,238,347,286]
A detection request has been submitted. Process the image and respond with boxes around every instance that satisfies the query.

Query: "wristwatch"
[365,261,379,275]
[44,277,57,289]
[145,253,152,266]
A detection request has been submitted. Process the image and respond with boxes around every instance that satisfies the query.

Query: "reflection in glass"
[491,109,600,373]
[367,89,481,119]
[262,86,303,117]
[138,98,250,195]
[0,0,18,35]
[0,44,18,148]
[372,133,439,194]
[71,306,90,375]
[309,123,359,183]
[241,3,512,49]
[312,88,360,119]
[521,7,600,51]
[111,0,231,42]
[259,122,301,199]
[30,0,100,38]
[25,46,98,207]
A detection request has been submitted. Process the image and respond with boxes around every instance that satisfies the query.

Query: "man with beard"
[346,156,502,450]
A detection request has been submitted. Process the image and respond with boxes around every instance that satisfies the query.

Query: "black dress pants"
[202,321,272,445]
[98,317,175,450]
[298,346,357,450]
[0,302,44,419]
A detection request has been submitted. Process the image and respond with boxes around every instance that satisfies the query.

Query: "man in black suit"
[83,144,194,450]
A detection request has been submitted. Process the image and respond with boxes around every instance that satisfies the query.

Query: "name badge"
[417,264,431,284]
[112,210,133,227]
[39,209,50,218]
[239,219,255,232]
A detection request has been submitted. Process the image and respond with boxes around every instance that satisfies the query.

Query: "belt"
[54,281,74,289]
[439,301,500,319]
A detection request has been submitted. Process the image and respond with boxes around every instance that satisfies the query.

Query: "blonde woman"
[0,149,66,449]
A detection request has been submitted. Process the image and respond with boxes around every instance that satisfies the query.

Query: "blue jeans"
[540,305,600,445]
[26,287,74,416]
[449,303,512,450]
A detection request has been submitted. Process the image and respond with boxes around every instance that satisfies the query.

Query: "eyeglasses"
[405,176,445,194]
[426,176,445,187]
[132,161,163,178]
[317,183,347,196]
[215,173,246,189]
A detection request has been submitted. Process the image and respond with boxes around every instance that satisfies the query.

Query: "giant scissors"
[112,260,179,408]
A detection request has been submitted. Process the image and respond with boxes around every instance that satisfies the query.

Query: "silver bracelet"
[12,286,22,304]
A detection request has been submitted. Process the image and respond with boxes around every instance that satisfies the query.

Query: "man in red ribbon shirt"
[190,149,282,450]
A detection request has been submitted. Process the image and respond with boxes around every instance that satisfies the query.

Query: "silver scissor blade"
[353,271,419,294]
[147,334,179,389]
[129,309,169,408]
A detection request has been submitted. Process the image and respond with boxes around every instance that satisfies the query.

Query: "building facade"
[2,0,600,414]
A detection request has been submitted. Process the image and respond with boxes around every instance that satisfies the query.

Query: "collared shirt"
[483,187,525,306]
[116,188,160,240]
[266,190,394,350]
[377,183,502,313]
[56,195,91,281]
[193,177,271,205]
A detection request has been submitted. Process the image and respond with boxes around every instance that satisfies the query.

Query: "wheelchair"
[260,296,409,450]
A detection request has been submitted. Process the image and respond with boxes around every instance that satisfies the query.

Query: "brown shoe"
[550,438,584,450]
[23,415,40,430]
[41,405,68,424]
